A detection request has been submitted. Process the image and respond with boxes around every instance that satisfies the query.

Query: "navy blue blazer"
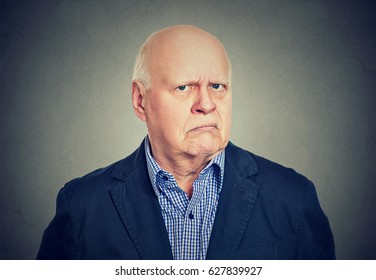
[37,141,335,259]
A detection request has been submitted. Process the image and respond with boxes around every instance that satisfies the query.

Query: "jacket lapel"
[109,142,173,259]
[206,143,260,259]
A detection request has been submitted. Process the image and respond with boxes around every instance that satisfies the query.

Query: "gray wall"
[1,0,375,259]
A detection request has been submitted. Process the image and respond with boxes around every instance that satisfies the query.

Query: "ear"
[132,80,147,122]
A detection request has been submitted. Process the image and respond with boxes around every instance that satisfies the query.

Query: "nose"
[191,86,217,114]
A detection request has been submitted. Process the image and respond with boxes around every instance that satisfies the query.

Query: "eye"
[175,85,192,92]
[177,85,187,91]
[210,83,225,91]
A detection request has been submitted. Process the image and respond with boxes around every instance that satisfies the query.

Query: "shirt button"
[162,175,168,181]
[189,211,194,220]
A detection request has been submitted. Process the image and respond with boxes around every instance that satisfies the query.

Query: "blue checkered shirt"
[144,137,225,260]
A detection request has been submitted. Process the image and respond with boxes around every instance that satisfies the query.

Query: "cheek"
[218,99,232,127]
[216,102,232,142]
[148,98,190,134]
[166,106,190,132]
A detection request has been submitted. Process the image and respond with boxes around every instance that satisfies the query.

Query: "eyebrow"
[172,78,230,87]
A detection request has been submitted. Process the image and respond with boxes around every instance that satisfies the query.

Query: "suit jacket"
[37,141,335,259]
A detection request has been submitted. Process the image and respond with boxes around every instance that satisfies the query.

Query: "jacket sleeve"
[296,180,336,259]
[36,188,76,259]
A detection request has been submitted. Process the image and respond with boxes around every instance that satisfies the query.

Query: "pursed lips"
[189,123,218,132]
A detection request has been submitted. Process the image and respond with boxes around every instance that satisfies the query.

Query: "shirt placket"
[180,171,208,259]
[160,176,190,260]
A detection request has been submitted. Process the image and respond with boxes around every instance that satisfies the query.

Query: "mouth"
[190,123,218,132]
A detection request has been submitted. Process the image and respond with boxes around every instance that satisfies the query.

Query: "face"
[133,27,232,162]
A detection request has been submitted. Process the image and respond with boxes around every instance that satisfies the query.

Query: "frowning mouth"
[189,123,218,132]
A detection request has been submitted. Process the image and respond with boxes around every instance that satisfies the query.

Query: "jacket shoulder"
[226,142,313,195]
[252,153,310,186]
[62,143,144,199]
[58,162,119,206]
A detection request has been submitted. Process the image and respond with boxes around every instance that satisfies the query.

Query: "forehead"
[148,29,230,84]
[163,50,229,83]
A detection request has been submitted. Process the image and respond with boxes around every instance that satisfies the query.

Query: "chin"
[186,138,224,158]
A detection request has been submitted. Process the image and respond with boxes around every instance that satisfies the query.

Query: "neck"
[150,143,220,198]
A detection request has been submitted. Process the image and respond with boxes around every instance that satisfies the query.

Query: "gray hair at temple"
[132,25,232,90]
[132,32,154,90]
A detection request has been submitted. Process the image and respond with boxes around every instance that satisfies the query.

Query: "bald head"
[132,25,231,89]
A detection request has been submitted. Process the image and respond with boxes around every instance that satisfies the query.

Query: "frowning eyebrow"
[171,79,231,88]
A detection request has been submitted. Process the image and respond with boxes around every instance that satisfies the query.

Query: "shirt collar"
[144,136,225,196]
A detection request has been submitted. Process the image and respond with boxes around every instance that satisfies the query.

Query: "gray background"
[1,0,375,259]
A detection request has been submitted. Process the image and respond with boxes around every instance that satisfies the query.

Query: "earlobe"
[132,80,147,122]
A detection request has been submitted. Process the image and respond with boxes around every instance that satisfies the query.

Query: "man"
[37,25,335,259]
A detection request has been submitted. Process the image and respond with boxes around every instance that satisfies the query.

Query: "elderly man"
[37,25,335,260]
